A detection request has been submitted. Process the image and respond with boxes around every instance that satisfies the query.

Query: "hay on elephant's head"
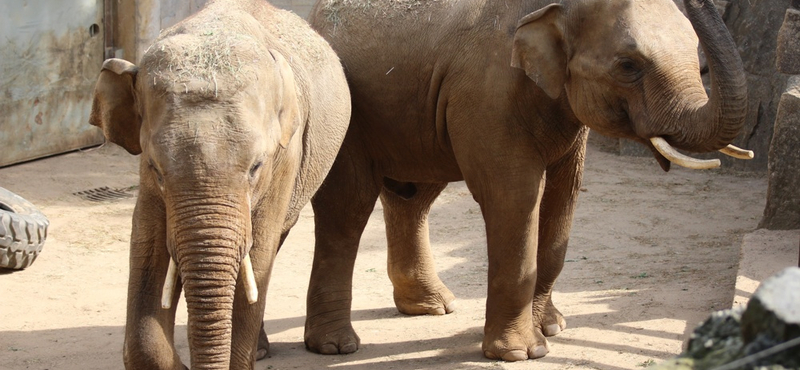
[141,26,262,99]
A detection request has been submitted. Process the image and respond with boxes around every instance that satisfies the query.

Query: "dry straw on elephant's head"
[141,26,262,98]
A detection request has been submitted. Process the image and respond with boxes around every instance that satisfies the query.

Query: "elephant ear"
[268,49,301,149]
[89,58,142,155]
[511,4,567,100]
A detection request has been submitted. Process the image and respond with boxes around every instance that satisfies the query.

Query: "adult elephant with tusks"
[305,0,754,362]
[89,0,350,368]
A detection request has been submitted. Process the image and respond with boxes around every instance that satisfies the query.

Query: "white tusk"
[241,254,258,304]
[161,258,178,309]
[649,137,721,170]
[719,144,754,160]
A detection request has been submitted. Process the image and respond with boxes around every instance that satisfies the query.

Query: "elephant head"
[90,31,301,368]
[511,0,752,171]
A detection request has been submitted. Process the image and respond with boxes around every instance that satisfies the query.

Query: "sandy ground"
[0,139,768,370]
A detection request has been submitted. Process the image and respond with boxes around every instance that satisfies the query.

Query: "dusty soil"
[0,140,767,370]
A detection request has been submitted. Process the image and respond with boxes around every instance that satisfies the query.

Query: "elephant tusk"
[241,254,258,304]
[649,137,721,170]
[719,144,754,160]
[161,258,178,309]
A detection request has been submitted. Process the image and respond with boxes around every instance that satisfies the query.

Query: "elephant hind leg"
[380,181,456,316]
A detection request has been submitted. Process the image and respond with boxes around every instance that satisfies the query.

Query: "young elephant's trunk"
[182,256,237,369]
[168,193,253,369]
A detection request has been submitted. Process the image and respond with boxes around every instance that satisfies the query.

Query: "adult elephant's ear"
[268,49,301,149]
[89,58,142,155]
[511,4,566,100]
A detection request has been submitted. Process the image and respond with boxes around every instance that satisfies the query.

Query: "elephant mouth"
[160,253,259,309]
[646,137,753,172]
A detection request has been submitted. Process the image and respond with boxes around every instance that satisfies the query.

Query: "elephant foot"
[393,282,457,315]
[539,299,567,337]
[542,313,567,337]
[256,325,270,360]
[304,321,360,355]
[482,326,549,361]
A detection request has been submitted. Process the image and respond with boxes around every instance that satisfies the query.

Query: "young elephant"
[89,0,350,368]
[305,0,752,362]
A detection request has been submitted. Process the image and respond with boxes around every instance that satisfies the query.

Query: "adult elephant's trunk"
[163,192,256,369]
[651,0,748,164]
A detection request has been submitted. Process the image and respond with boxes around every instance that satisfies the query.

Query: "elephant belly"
[358,116,464,184]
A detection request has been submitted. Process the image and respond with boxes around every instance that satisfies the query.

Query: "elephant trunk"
[182,255,237,369]
[166,193,254,369]
[666,0,747,153]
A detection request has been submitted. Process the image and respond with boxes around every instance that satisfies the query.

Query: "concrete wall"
[0,0,105,166]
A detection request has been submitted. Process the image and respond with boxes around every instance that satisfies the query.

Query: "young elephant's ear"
[268,49,301,149]
[89,58,142,155]
[511,4,567,100]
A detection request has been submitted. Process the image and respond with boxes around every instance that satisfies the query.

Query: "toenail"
[545,323,562,336]
[501,350,529,361]
[531,345,549,358]
[340,343,358,354]
[319,344,338,355]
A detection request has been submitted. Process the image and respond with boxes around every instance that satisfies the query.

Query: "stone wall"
[723,0,792,171]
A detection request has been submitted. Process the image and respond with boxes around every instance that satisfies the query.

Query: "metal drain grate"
[73,186,135,202]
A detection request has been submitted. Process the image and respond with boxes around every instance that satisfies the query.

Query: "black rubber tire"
[0,187,49,270]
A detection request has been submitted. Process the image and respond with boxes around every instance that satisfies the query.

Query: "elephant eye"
[249,161,263,179]
[614,58,643,83]
[619,61,637,73]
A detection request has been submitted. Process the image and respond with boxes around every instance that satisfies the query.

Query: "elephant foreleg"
[255,230,290,361]
[257,322,269,360]
[230,240,276,369]
[534,132,588,337]
[304,145,382,355]
[480,179,546,361]
[380,181,456,315]
[460,158,546,361]
[124,203,185,370]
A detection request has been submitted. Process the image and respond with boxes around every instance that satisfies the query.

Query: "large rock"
[740,267,800,368]
[760,76,800,230]
[654,267,800,370]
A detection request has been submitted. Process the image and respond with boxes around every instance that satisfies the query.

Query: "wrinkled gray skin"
[89,0,350,368]
[306,0,746,362]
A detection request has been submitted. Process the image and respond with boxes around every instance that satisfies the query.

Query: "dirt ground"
[0,139,767,370]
